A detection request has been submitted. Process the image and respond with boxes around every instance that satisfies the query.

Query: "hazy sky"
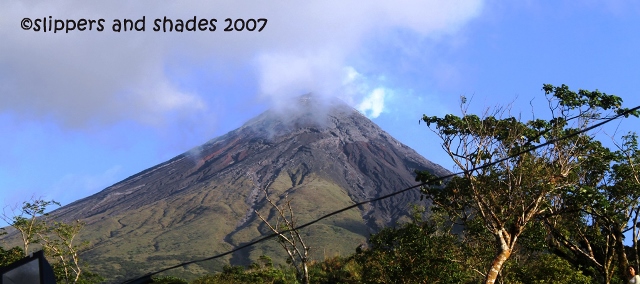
[1,1,639,216]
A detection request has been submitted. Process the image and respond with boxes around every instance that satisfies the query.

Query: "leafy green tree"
[308,255,361,284]
[609,132,640,277]
[502,253,592,284]
[0,246,23,267]
[1,199,102,283]
[191,263,292,284]
[541,139,620,283]
[539,132,640,283]
[40,220,88,284]
[355,210,473,283]
[418,84,638,283]
[2,199,59,256]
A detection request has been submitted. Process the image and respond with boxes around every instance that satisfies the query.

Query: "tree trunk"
[633,208,640,271]
[614,225,629,281]
[485,230,514,284]
[302,261,309,284]
[485,226,521,284]
[485,248,511,284]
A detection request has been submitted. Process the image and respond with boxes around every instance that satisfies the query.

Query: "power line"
[121,105,640,284]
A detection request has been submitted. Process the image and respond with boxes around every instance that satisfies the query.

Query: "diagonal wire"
[121,105,640,284]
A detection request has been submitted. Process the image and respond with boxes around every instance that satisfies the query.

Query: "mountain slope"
[49,95,449,282]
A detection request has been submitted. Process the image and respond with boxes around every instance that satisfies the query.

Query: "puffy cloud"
[0,0,484,127]
[358,88,387,118]
[256,51,347,107]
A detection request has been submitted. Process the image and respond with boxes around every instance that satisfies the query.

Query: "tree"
[39,220,87,284]
[540,138,620,283]
[418,84,638,284]
[255,188,310,284]
[1,198,102,283]
[2,199,59,256]
[531,131,640,284]
[355,207,472,283]
[609,132,640,276]
[502,253,593,284]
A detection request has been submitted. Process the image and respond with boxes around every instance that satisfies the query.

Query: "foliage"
[191,263,293,284]
[2,199,60,256]
[417,84,638,283]
[170,212,609,284]
[151,275,189,284]
[71,269,104,284]
[0,246,23,267]
[540,131,640,283]
[354,213,473,283]
[308,256,361,284]
[1,198,102,283]
[41,220,89,283]
[502,253,592,284]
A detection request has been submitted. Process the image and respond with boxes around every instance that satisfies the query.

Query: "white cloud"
[256,51,346,105]
[129,79,206,126]
[0,0,484,128]
[343,66,360,85]
[358,88,387,118]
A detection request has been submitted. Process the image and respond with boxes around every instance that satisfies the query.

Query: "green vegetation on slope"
[153,208,594,284]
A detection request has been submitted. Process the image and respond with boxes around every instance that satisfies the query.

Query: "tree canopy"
[417,84,639,284]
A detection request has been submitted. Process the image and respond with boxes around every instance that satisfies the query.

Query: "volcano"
[47,95,449,282]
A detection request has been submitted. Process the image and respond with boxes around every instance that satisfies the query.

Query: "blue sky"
[1,1,639,218]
